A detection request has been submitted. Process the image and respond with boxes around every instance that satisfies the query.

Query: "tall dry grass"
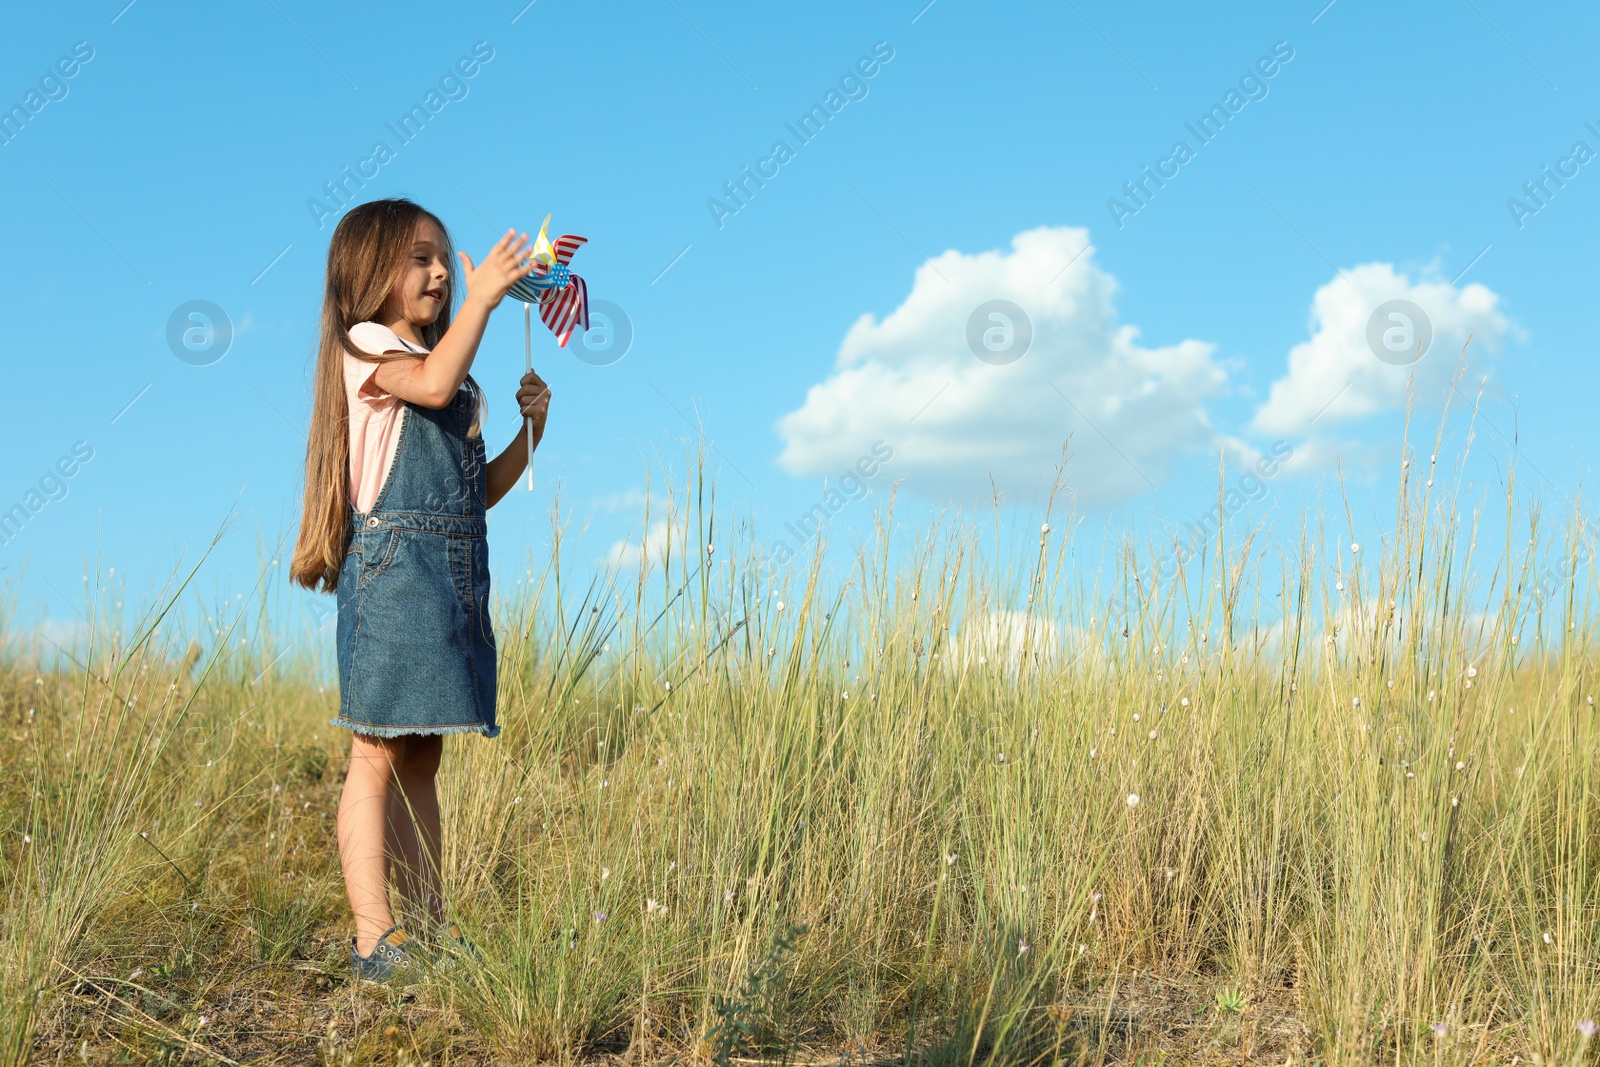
[2,428,1598,1066]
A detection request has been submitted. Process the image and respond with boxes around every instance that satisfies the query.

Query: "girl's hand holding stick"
[515,364,551,473]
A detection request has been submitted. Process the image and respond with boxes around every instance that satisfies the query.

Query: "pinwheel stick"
[523,301,537,491]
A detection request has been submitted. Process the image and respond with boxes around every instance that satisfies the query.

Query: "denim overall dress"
[332,385,499,738]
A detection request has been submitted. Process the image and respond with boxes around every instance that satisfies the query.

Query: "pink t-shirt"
[344,322,427,514]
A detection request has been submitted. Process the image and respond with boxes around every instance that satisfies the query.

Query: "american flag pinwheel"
[507,214,589,348]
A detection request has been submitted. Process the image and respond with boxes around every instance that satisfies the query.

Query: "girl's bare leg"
[337,733,405,956]
[387,735,445,931]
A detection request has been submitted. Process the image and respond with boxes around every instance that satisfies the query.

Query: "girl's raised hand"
[457,229,538,310]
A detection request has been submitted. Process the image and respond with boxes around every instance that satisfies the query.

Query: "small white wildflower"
[668,860,677,872]
[1336,581,1344,591]
[1467,665,1478,678]
[944,852,957,865]
[1456,761,1465,771]
[1180,697,1189,708]
[1132,713,1141,722]
[1577,1020,1597,1038]
[1126,793,1140,807]
[1451,796,1459,807]
[1353,697,1361,707]
[601,867,611,881]
[1428,689,1436,701]
[594,911,607,923]
[775,600,785,612]
[1017,939,1030,957]
[1088,748,1097,759]
[130,968,142,980]
[1351,543,1360,553]
[1148,730,1157,740]
[513,796,522,804]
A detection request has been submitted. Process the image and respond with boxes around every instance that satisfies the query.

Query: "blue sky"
[2,0,1597,640]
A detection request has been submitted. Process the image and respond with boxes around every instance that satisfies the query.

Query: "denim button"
[367,517,379,528]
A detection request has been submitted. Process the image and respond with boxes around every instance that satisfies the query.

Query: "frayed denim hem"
[329,716,500,740]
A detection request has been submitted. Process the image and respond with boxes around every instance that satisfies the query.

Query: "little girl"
[290,197,549,981]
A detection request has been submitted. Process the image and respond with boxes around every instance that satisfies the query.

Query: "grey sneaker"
[350,925,423,984]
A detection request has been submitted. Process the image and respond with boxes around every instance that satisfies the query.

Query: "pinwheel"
[509,214,589,347]
[508,215,589,489]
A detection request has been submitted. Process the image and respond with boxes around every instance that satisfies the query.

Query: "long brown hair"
[289,198,481,593]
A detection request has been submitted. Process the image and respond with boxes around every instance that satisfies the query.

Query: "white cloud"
[775,226,1228,508]
[593,487,649,514]
[605,516,686,571]
[27,617,94,667]
[944,609,1105,675]
[1250,263,1510,437]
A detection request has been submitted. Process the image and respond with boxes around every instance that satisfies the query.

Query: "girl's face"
[380,217,451,328]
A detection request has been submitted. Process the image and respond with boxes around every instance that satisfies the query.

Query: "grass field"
[4,442,1600,1066]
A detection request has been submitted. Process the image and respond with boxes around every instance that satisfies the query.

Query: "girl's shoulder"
[347,321,429,356]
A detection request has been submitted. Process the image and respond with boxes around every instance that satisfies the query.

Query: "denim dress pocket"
[357,527,401,589]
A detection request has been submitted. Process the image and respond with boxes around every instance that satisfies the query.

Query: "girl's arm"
[486,369,552,508]
[372,229,535,409]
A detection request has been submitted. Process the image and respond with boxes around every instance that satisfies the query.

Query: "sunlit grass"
[4,429,1600,1066]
